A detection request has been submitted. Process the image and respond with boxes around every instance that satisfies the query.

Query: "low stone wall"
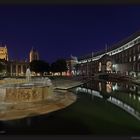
[0,91,77,121]
[2,86,53,103]
[0,78,53,103]
[0,78,77,121]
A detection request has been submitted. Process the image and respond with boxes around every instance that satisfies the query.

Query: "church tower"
[29,47,39,62]
[0,44,8,61]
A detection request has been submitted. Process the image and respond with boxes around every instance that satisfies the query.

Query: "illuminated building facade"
[66,55,78,76]
[7,60,29,76]
[76,31,140,78]
[29,47,39,62]
[0,44,30,76]
[0,46,41,77]
[0,45,8,61]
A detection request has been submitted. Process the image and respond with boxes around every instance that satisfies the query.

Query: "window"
[133,56,136,61]
[129,57,132,62]
[129,49,131,55]
[133,47,135,54]
[138,54,140,60]
[138,45,140,52]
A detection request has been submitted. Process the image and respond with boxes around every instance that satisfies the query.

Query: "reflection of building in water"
[106,82,112,93]
[86,80,113,93]
[75,87,103,99]
[107,96,140,121]
[99,82,102,91]
[85,80,140,95]
[76,84,140,121]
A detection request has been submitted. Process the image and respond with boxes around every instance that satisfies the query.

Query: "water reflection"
[75,80,140,121]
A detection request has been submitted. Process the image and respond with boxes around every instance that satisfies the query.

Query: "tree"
[30,60,50,76]
[51,59,68,75]
[51,62,58,74]
[0,62,5,72]
[0,59,7,77]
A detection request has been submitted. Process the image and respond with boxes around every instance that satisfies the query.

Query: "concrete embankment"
[52,78,85,90]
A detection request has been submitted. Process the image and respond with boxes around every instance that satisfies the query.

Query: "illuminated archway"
[106,61,112,73]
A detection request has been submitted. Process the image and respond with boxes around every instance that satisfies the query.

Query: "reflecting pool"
[0,79,140,135]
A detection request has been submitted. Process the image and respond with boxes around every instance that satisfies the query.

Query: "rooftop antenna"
[92,52,94,58]
[105,44,108,54]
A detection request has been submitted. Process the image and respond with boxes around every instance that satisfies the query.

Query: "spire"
[105,44,108,54]
[92,52,94,57]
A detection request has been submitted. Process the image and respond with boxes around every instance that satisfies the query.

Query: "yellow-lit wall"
[0,46,8,61]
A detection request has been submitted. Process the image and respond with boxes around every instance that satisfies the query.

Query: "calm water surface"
[1,79,140,135]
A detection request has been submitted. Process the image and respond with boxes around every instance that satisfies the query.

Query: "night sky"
[0,5,140,63]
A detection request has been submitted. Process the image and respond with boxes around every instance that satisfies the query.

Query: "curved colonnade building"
[76,31,140,78]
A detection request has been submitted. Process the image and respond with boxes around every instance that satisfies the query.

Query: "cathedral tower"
[29,47,39,62]
[0,44,8,61]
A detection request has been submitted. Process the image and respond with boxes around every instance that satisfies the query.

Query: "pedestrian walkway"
[52,79,84,90]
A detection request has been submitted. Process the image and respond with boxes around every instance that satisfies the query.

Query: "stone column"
[86,62,88,76]
[16,64,18,76]
[21,65,23,76]
[10,64,13,76]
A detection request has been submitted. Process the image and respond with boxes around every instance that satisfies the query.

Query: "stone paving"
[52,79,84,90]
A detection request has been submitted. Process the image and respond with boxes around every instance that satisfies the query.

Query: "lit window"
[138,54,140,60]
[133,56,136,61]
[99,62,101,72]
[129,57,131,62]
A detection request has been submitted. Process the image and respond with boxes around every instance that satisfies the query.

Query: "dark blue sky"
[0,5,140,63]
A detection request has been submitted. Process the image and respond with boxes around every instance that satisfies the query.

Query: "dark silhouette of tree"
[51,59,68,75]
[0,60,6,72]
[30,60,50,76]
[51,62,57,74]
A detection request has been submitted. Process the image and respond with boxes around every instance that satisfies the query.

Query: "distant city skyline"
[0,5,140,63]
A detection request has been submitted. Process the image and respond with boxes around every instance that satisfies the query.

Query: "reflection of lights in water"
[106,82,112,93]
[76,87,103,98]
[99,82,102,91]
[76,87,81,92]
[130,86,136,91]
[112,83,118,91]
[126,84,128,89]
[88,89,92,94]
[133,95,136,100]
[108,96,140,120]
[138,97,140,102]
[129,93,132,98]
